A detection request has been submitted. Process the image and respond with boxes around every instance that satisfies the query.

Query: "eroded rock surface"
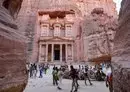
[0,0,27,92]
[112,0,130,92]
[82,8,118,61]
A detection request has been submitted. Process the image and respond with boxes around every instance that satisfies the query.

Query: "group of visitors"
[26,63,37,78]
[51,65,93,92]
[26,63,113,92]
[39,63,49,78]
[52,66,64,89]
[51,64,112,92]
[26,63,49,78]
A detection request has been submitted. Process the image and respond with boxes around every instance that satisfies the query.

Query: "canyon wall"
[112,0,130,91]
[16,0,38,62]
[82,8,117,62]
[0,0,27,92]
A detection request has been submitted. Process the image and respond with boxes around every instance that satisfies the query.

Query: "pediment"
[48,37,69,41]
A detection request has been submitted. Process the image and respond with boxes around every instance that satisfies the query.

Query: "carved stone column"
[71,44,74,62]
[46,44,48,62]
[66,44,68,62]
[39,44,42,62]
[60,44,62,62]
[51,44,54,62]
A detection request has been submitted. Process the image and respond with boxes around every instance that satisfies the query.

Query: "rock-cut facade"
[17,0,118,63]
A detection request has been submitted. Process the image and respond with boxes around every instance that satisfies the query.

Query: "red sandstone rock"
[81,9,118,61]
[112,0,130,92]
[0,0,27,92]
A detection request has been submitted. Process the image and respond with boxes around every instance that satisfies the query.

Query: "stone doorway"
[54,45,60,61]
[62,44,66,61]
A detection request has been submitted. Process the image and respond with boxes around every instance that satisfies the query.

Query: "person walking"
[39,65,43,78]
[26,63,30,76]
[52,66,56,85]
[29,64,33,78]
[70,65,79,92]
[33,63,37,78]
[106,72,113,92]
[52,67,62,90]
[58,68,64,84]
[84,65,92,86]
[44,65,48,74]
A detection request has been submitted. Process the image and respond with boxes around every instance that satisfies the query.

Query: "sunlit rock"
[82,8,118,62]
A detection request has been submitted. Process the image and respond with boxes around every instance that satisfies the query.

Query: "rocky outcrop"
[0,0,27,92]
[112,0,130,92]
[74,0,117,17]
[82,8,118,61]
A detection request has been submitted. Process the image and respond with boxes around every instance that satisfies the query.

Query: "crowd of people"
[26,63,49,78]
[51,64,112,92]
[26,63,113,92]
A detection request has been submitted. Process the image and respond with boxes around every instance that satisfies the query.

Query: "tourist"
[69,65,79,92]
[82,65,84,70]
[44,64,48,74]
[52,67,59,86]
[52,67,62,90]
[95,68,106,81]
[29,64,33,78]
[84,65,92,86]
[106,71,113,92]
[39,65,43,78]
[58,68,64,84]
[78,65,83,80]
[26,63,30,76]
[33,63,37,78]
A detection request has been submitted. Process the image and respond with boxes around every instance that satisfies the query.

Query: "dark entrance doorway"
[54,45,60,60]
[54,50,60,60]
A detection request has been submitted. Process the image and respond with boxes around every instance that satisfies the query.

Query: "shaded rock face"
[2,0,23,18]
[0,0,27,92]
[112,0,130,92]
[82,8,118,61]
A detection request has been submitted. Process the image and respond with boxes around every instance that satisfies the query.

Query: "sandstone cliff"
[0,0,27,92]
[82,8,118,62]
[112,0,130,91]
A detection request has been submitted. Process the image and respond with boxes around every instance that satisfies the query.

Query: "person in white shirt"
[58,68,64,84]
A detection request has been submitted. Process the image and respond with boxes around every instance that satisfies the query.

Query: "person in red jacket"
[106,72,113,92]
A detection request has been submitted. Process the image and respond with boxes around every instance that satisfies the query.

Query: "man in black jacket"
[84,66,92,85]
[70,65,79,92]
